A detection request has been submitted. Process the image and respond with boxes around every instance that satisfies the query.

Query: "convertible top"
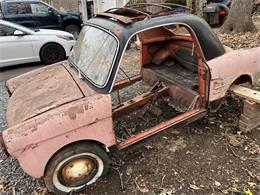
[87,13,225,61]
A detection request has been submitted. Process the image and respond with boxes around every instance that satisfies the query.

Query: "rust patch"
[6,65,84,127]
[21,143,39,153]
[67,105,84,120]
[113,28,123,36]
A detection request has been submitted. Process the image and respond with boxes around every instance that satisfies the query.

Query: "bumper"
[0,131,9,157]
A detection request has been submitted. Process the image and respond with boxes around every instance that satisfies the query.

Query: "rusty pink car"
[0,6,260,194]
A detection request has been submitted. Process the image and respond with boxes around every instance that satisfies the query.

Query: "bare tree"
[220,0,256,33]
[186,0,206,16]
[186,0,193,9]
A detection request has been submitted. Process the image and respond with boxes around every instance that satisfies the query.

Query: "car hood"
[34,29,74,37]
[6,64,84,127]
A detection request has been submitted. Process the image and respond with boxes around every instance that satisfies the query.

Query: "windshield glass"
[70,25,118,87]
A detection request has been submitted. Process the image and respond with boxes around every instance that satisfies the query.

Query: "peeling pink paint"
[3,63,116,178]
[208,47,260,102]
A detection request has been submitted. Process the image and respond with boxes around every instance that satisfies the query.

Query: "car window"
[30,2,49,14]
[7,3,28,15]
[0,24,16,36]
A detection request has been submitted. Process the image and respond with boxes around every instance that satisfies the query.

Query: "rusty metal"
[96,13,133,24]
[142,68,200,111]
[123,127,133,138]
[6,65,84,126]
[99,3,190,25]
[61,158,95,184]
[3,67,116,178]
[113,75,142,91]
[208,47,260,102]
[118,109,207,149]
[106,7,151,19]
[112,86,169,119]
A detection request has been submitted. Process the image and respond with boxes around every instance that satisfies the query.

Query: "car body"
[0,5,259,194]
[0,19,75,68]
[0,0,82,38]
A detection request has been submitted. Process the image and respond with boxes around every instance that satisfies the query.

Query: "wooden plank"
[229,85,260,104]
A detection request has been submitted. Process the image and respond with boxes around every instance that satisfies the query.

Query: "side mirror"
[48,8,54,15]
[14,30,25,36]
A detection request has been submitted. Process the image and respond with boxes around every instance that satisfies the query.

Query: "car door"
[3,2,34,28]
[0,23,34,67]
[27,1,61,30]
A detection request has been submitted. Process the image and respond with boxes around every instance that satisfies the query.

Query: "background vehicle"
[0,0,82,38]
[203,0,232,25]
[0,3,259,194]
[0,19,75,68]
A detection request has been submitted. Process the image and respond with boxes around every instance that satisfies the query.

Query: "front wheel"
[44,142,110,194]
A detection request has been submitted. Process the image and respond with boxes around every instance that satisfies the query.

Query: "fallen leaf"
[256,173,260,182]
[139,186,149,193]
[247,182,256,187]
[214,181,221,187]
[190,184,200,190]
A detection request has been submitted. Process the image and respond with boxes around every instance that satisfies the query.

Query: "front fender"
[61,15,81,27]
[3,94,115,178]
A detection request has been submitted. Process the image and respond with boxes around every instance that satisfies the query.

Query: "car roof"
[87,13,225,61]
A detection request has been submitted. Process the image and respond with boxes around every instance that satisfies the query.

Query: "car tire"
[40,43,66,65]
[65,25,80,39]
[44,142,110,194]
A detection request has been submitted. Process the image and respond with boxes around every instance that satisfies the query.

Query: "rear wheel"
[40,43,65,64]
[44,142,110,194]
[65,25,80,39]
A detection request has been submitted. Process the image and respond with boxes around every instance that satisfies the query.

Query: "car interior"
[0,24,16,36]
[111,24,204,144]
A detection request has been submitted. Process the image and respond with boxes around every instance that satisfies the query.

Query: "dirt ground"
[0,19,260,195]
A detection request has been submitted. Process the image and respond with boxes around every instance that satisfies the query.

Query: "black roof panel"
[87,13,225,61]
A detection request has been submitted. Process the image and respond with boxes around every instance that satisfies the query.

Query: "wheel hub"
[60,158,96,186]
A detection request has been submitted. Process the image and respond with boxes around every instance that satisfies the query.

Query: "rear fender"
[208,47,260,102]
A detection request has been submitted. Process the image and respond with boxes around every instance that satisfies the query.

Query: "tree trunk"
[195,0,206,17]
[186,0,206,16]
[220,0,256,33]
[186,0,193,10]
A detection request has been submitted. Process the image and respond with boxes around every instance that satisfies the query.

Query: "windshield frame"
[69,23,120,89]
